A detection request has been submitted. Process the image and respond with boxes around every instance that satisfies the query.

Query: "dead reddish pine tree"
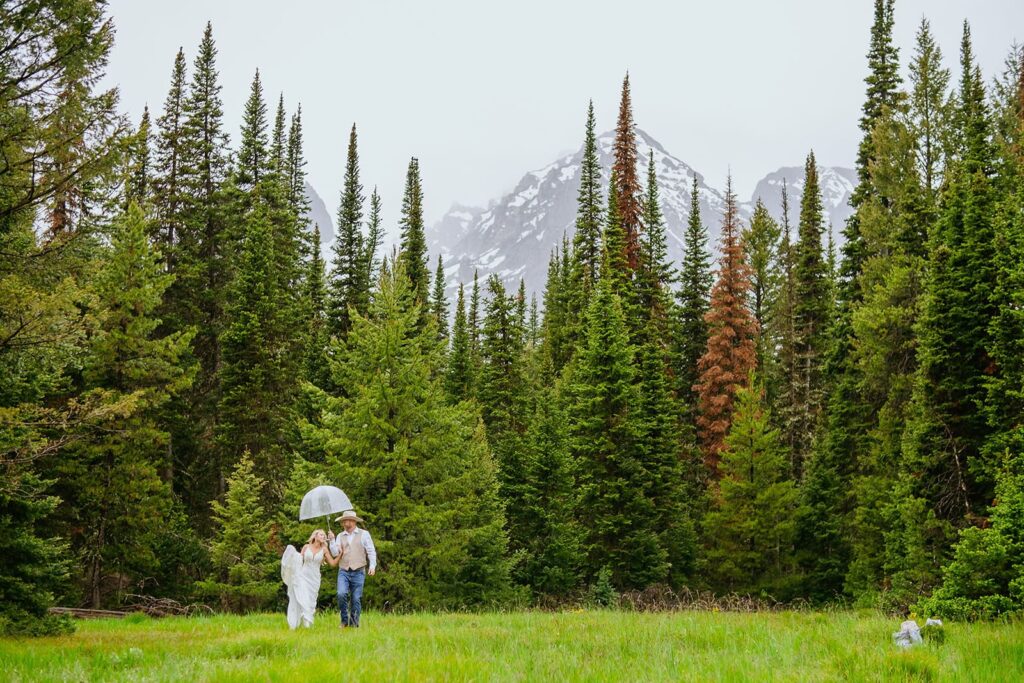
[695,176,759,474]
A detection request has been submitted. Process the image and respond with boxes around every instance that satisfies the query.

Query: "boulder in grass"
[893,619,923,648]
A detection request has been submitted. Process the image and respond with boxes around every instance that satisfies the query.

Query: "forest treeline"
[2,0,1024,635]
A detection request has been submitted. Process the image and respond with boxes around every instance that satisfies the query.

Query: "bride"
[281,529,341,629]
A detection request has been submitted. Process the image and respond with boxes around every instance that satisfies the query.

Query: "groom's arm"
[363,532,377,575]
[328,534,340,557]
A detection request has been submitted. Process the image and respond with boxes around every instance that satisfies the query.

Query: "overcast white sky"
[103,1,1023,234]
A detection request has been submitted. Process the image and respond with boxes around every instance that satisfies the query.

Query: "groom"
[328,510,377,628]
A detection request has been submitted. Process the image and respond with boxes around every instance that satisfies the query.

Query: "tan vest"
[341,530,367,570]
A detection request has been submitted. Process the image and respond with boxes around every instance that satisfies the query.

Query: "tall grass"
[2,610,1021,681]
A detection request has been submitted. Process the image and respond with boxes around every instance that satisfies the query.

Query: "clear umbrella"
[299,485,352,532]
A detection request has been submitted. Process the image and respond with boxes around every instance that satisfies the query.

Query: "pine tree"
[236,70,270,191]
[216,202,298,495]
[38,1,124,236]
[469,269,483,382]
[518,384,584,596]
[703,383,798,597]
[674,176,714,423]
[125,106,152,209]
[360,187,384,300]
[327,123,366,337]
[695,177,757,472]
[270,93,287,173]
[542,245,571,373]
[302,228,330,388]
[635,314,697,586]
[431,255,449,341]
[478,277,530,553]
[773,181,799,445]
[743,199,782,389]
[54,204,193,607]
[909,17,951,200]
[399,157,430,312]
[639,148,675,330]
[309,262,511,608]
[842,0,902,298]
[174,21,232,515]
[569,100,604,311]
[0,467,73,635]
[285,106,310,220]
[791,151,830,474]
[445,283,474,401]
[612,74,644,272]
[602,169,634,311]
[568,276,666,588]
[153,48,189,266]
[196,452,279,612]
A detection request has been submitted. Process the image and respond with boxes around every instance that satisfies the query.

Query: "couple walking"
[282,510,377,630]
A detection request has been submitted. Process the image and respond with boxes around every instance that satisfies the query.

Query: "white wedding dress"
[281,545,323,629]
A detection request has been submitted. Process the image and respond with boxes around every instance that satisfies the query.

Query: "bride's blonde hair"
[307,529,327,546]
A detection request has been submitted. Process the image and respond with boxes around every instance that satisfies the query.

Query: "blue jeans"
[337,568,366,626]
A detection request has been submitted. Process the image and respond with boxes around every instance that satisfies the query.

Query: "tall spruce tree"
[791,151,830,475]
[571,100,604,296]
[478,276,530,554]
[841,100,931,599]
[743,198,782,393]
[236,70,270,191]
[674,176,714,423]
[302,228,330,388]
[360,187,384,300]
[124,106,152,209]
[327,123,366,337]
[153,48,189,263]
[431,255,449,341]
[285,106,310,220]
[639,148,675,331]
[399,157,430,313]
[173,21,232,515]
[842,0,902,298]
[445,283,474,401]
[270,94,287,173]
[909,18,951,200]
[216,201,298,496]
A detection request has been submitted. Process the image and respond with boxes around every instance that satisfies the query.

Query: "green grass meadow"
[2,610,1023,682]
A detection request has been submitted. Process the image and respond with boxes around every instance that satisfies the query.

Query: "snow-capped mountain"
[750,165,857,236]
[304,181,334,249]
[427,129,855,298]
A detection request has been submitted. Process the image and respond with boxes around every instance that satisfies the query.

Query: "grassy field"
[2,610,1022,682]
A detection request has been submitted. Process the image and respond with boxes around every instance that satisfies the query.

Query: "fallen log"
[48,607,128,619]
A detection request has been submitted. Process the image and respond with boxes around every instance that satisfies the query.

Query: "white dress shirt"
[329,528,377,572]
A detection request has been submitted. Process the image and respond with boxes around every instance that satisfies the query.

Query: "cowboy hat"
[334,510,364,524]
